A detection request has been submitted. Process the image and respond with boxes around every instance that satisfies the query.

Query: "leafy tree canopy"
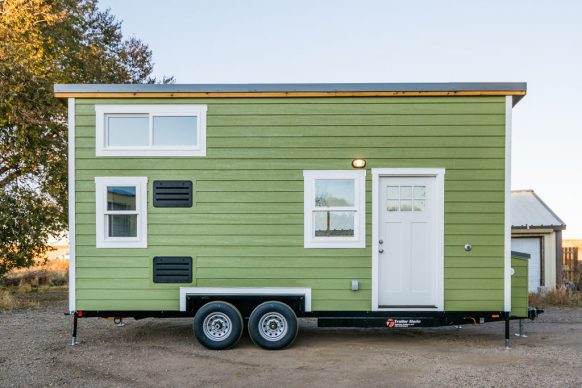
[0,0,173,276]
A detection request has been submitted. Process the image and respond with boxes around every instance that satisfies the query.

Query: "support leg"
[515,319,527,338]
[114,317,125,327]
[71,313,79,346]
[504,316,511,350]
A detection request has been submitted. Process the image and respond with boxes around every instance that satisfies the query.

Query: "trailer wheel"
[248,301,298,350]
[193,301,243,350]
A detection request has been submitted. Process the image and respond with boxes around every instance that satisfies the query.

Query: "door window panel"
[387,185,426,212]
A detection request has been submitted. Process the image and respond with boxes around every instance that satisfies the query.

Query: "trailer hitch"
[528,307,544,320]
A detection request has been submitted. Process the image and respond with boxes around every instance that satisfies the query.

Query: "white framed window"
[95,105,207,157]
[95,177,148,248]
[303,170,366,248]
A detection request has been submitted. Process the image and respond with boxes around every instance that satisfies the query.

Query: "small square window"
[304,170,366,248]
[95,177,147,248]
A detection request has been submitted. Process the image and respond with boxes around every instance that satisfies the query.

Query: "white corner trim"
[504,96,513,312]
[67,98,76,312]
[179,287,312,312]
[95,177,148,248]
[303,170,366,248]
[371,168,446,312]
[95,104,207,157]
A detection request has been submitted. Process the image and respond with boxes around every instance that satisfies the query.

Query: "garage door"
[511,237,541,293]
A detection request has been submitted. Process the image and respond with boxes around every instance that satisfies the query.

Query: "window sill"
[304,239,365,249]
[96,148,206,157]
[96,240,148,249]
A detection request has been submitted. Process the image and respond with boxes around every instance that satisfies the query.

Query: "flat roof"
[54,82,527,104]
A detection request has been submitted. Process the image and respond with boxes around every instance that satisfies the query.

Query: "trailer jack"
[515,319,527,338]
[70,312,80,346]
[504,316,511,350]
[114,317,125,327]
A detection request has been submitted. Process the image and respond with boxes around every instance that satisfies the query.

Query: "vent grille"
[153,257,192,283]
[153,180,193,207]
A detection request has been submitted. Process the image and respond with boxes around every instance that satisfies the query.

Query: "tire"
[248,301,298,350]
[193,301,243,350]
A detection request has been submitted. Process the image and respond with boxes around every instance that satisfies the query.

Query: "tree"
[0,0,173,276]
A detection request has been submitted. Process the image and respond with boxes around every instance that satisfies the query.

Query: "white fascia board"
[504,96,513,312]
[68,98,76,312]
[179,287,312,312]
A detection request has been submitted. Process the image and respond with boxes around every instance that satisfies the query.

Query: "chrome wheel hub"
[258,312,288,341]
[203,312,232,341]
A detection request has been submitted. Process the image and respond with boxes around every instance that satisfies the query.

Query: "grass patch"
[529,286,582,308]
[0,259,68,312]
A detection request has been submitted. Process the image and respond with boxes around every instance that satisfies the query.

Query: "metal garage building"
[512,190,566,292]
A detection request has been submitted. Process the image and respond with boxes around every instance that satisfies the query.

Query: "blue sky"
[100,0,582,238]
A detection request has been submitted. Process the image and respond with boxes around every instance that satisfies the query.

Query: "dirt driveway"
[1,291,581,387]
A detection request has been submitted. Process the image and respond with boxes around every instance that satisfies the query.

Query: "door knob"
[379,240,384,244]
[379,248,384,253]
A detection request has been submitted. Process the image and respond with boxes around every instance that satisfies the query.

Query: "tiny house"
[55,82,540,350]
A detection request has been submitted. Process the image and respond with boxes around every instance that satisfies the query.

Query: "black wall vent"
[153,180,193,207]
[153,256,193,283]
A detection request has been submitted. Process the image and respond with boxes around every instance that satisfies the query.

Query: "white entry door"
[378,176,438,307]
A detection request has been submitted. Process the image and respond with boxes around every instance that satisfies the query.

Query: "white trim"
[303,170,366,248]
[504,96,512,312]
[95,104,207,157]
[371,168,445,312]
[95,177,148,248]
[67,98,76,312]
[179,287,312,312]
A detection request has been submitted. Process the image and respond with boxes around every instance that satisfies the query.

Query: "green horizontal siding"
[74,96,506,312]
[511,257,529,317]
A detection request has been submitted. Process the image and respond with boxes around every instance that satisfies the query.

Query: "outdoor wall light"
[351,159,366,168]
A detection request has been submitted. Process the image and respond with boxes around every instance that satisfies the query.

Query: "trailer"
[55,82,542,350]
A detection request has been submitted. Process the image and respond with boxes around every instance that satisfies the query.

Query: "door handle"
[379,248,384,253]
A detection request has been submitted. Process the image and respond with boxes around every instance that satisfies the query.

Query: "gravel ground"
[1,291,581,387]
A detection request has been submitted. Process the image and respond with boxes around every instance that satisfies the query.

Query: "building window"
[303,170,366,248]
[95,105,207,156]
[95,177,148,248]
